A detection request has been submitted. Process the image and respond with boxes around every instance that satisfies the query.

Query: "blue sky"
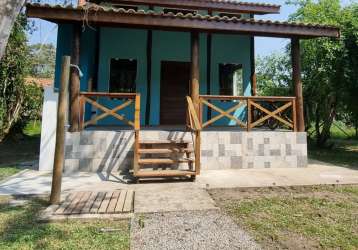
[27,0,351,57]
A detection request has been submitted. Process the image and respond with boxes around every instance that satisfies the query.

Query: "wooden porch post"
[250,35,257,96]
[191,32,200,114]
[69,25,81,132]
[50,56,70,204]
[190,32,201,176]
[291,38,305,132]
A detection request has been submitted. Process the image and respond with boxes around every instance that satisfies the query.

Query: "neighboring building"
[25,77,54,88]
[27,0,339,180]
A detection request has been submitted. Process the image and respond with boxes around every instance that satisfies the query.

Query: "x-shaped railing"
[79,92,140,130]
[199,95,247,129]
[198,95,297,131]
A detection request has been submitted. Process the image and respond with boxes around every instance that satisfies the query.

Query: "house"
[26,0,339,180]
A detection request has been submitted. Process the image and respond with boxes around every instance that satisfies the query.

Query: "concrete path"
[1,160,357,195]
[197,160,358,189]
[1,160,357,213]
[131,210,260,250]
[134,183,217,213]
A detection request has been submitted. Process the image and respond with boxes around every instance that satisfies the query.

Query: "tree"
[0,0,26,60]
[258,0,358,145]
[0,15,43,142]
[29,43,56,78]
[256,53,292,97]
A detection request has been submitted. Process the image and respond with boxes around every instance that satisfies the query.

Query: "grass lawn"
[0,198,130,250]
[309,139,358,169]
[0,166,22,181]
[210,185,358,250]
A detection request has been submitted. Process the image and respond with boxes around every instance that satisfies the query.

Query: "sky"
[27,0,352,57]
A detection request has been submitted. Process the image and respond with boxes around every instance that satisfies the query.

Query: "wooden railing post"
[195,130,201,175]
[247,98,251,131]
[50,56,70,205]
[133,94,141,176]
[292,98,297,132]
[79,94,85,131]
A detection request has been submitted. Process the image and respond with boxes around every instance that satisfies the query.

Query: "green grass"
[0,166,22,181]
[307,121,356,140]
[212,185,358,250]
[0,198,130,250]
[23,120,41,137]
[309,139,358,169]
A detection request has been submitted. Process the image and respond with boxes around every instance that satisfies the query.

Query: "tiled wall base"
[201,131,307,170]
[64,130,307,173]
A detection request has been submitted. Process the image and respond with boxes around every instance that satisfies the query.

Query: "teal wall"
[54,24,73,90]
[54,21,253,127]
[97,27,147,125]
[210,33,252,125]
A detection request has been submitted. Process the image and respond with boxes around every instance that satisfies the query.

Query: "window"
[219,63,243,96]
[163,8,197,15]
[109,58,137,93]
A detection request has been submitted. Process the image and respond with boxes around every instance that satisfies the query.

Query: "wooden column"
[69,25,81,132]
[291,38,305,132]
[191,32,200,115]
[191,32,201,176]
[50,56,70,204]
[250,35,257,96]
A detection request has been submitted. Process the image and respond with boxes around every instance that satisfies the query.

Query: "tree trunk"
[0,0,25,60]
[316,97,336,147]
[315,104,321,146]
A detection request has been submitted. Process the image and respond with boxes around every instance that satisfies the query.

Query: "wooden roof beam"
[98,0,281,15]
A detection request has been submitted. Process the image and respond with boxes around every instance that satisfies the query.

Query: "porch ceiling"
[102,0,281,15]
[26,3,340,39]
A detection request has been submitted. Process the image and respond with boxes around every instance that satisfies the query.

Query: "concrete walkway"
[1,160,357,212]
[197,160,358,189]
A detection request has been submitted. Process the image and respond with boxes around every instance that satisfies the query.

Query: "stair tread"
[139,140,191,144]
[138,158,194,164]
[138,148,193,154]
[134,169,196,177]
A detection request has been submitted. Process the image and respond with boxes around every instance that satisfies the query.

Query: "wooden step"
[134,169,196,177]
[138,148,193,154]
[139,140,191,144]
[138,158,194,165]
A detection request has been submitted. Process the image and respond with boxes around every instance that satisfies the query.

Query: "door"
[160,61,190,125]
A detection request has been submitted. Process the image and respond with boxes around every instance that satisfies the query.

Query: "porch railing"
[79,91,141,175]
[78,92,140,130]
[197,95,297,131]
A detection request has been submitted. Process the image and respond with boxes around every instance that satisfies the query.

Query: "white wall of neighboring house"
[39,86,58,171]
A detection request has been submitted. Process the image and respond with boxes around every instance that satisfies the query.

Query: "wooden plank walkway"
[53,190,134,215]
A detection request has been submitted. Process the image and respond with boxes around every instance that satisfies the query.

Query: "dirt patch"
[210,185,355,203]
[209,185,358,250]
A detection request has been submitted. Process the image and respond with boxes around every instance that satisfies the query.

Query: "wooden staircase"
[133,139,197,181]
[132,96,201,182]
